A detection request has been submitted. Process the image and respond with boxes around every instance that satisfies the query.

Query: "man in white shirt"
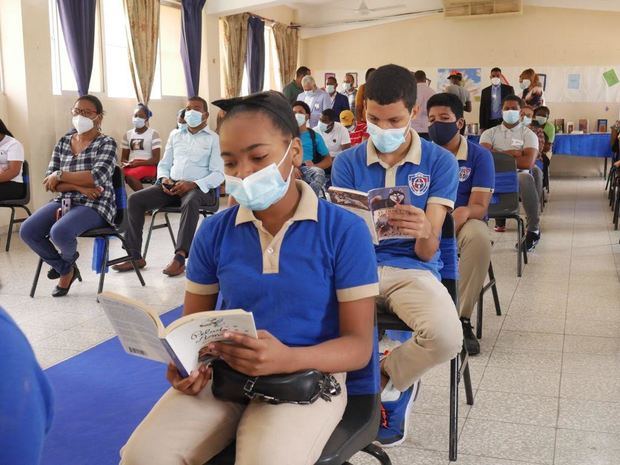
[314,109,351,157]
[411,70,436,140]
[115,96,224,277]
[479,94,541,250]
[296,75,332,128]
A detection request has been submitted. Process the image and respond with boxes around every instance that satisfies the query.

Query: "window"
[49,0,103,95]
[240,24,282,96]
[159,4,186,97]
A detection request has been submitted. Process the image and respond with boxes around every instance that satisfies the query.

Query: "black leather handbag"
[211,359,341,405]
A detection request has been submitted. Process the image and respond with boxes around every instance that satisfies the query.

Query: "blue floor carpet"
[41,307,182,465]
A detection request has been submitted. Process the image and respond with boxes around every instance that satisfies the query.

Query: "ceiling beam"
[205,0,284,16]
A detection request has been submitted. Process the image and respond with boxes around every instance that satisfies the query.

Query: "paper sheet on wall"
[567,74,580,90]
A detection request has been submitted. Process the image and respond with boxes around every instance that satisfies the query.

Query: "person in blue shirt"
[427,92,495,356]
[331,64,463,447]
[114,96,224,277]
[120,91,379,465]
[292,100,331,197]
[0,307,54,465]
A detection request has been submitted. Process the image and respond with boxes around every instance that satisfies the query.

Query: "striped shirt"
[46,131,117,225]
[349,122,368,146]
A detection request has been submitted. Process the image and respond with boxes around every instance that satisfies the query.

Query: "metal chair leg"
[476,291,483,339]
[360,443,392,465]
[449,356,459,462]
[97,238,109,295]
[142,209,159,259]
[516,218,523,277]
[5,207,16,252]
[462,356,474,406]
[489,262,501,316]
[164,213,176,248]
[30,258,43,298]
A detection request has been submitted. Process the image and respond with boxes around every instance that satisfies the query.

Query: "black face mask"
[429,121,460,146]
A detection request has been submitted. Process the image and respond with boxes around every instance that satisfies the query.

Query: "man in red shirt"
[339,110,367,146]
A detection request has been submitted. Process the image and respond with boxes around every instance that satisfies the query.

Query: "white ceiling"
[206,0,620,37]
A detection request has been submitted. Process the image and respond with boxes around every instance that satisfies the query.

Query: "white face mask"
[522,116,532,126]
[72,115,95,134]
[295,113,307,127]
[132,117,146,129]
[225,141,294,211]
[318,121,329,132]
[520,79,531,90]
[343,83,352,91]
[535,116,548,125]
[326,85,336,94]
[491,77,501,86]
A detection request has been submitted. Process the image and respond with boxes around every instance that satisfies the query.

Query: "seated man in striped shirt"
[339,110,368,146]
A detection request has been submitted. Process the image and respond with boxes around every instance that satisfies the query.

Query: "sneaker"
[524,230,540,252]
[461,318,480,356]
[376,380,420,447]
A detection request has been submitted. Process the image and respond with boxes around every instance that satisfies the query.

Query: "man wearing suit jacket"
[326,76,350,121]
[479,67,514,131]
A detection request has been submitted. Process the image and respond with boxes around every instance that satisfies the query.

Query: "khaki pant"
[457,219,492,319]
[379,267,463,391]
[119,373,347,465]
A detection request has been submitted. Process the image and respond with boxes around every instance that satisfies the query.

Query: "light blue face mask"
[177,122,188,132]
[502,110,521,125]
[366,119,411,153]
[225,141,294,211]
[185,109,204,128]
[522,116,532,126]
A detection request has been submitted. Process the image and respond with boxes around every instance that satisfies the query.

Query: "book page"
[327,187,377,243]
[165,310,257,374]
[368,186,412,242]
[99,294,172,365]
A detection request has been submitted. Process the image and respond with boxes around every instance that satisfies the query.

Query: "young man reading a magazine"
[120,91,379,465]
[331,64,463,447]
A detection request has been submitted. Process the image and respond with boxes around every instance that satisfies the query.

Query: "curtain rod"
[247,12,299,28]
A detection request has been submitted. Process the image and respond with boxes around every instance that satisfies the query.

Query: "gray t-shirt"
[445,84,471,106]
[479,123,540,153]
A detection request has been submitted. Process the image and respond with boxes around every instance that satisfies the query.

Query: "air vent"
[443,0,522,18]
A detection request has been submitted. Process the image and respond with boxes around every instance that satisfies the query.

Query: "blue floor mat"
[41,306,182,465]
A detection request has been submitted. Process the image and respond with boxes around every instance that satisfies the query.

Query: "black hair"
[427,92,464,119]
[414,70,427,82]
[76,94,104,115]
[215,91,300,139]
[502,94,523,108]
[0,118,13,137]
[136,103,152,119]
[296,66,311,78]
[365,68,376,81]
[188,96,209,112]
[292,100,311,115]
[535,105,550,116]
[321,108,337,122]
[365,64,417,111]
[491,67,502,74]
[326,75,337,84]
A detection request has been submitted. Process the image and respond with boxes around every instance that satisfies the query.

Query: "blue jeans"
[20,202,107,276]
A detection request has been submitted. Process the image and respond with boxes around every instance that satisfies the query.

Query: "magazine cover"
[368,186,411,241]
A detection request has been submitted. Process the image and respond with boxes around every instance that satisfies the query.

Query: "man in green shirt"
[283,66,311,104]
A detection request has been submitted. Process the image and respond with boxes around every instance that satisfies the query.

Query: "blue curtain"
[246,16,265,94]
[56,0,96,96]
[180,0,207,97]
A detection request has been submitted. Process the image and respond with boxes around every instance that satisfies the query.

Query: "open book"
[99,292,257,378]
[328,186,411,244]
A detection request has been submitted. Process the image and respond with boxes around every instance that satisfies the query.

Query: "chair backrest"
[439,213,458,305]
[488,151,520,215]
[111,166,127,229]
[200,187,221,214]
[21,160,31,204]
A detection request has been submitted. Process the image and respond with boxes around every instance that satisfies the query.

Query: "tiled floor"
[1,177,619,465]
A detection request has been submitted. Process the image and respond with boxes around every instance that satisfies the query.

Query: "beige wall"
[300,6,620,126]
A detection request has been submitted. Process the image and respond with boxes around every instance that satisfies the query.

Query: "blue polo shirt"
[0,308,54,465]
[454,136,495,208]
[300,130,330,162]
[332,130,458,279]
[186,181,381,395]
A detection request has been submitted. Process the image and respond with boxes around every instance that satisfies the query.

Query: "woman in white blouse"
[0,118,25,201]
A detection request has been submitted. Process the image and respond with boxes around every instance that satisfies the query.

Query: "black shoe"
[461,318,480,356]
[525,230,540,252]
[52,266,81,297]
[48,252,79,279]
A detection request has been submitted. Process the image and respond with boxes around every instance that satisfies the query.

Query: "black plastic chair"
[30,166,145,298]
[376,214,474,462]
[488,152,528,277]
[142,188,219,259]
[0,160,32,252]
[476,260,501,339]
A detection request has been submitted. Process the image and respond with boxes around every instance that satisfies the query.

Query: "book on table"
[327,185,411,244]
[99,292,257,378]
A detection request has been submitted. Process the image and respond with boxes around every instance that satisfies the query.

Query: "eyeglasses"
[71,108,98,117]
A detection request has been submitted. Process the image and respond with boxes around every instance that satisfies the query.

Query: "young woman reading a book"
[120,91,379,465]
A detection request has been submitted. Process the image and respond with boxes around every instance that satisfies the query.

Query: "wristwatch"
[55,170,63,180]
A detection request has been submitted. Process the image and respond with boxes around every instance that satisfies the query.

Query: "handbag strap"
[243,373,342,405]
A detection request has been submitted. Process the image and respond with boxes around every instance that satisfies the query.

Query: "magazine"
[328,186,411,244]
[99,292,257,378]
